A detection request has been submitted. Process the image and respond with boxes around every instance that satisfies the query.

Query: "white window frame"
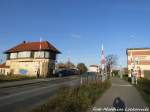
[10,53,17,59]
[45,51,49,58]
[34,51,45,58]
[18,51,31,58]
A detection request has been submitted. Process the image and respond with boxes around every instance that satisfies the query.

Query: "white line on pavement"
[112,83,133,87]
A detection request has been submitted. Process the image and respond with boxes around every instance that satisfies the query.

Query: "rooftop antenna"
[37,37,43,77]
[39,37,42,51]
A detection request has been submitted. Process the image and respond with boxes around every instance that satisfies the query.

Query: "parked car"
[54,69,79,77]
[69,69,79,75]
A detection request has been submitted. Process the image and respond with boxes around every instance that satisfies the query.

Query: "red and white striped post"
[101,44,105,81]
[101,44,105,70]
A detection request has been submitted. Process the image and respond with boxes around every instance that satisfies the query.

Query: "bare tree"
[105,54,118,77]
[56,63,66,69]
[56,61,75,69]
[65,61,75,69]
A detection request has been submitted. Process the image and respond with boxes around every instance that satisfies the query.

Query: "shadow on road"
[113,97,126,112]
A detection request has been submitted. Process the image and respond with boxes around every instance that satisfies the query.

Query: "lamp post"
[38,37,42,78]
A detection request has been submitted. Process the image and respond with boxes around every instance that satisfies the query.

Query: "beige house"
[0,41,60,77]
[127,48,150,78]
[0,63,10,75]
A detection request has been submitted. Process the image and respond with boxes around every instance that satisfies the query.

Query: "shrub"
[137,78,150,94]
[137,78,150,106]
[0,75,36,82]
[31,80,111,112]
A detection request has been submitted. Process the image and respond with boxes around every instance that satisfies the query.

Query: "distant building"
[126,48,150,78]
[0,41,61,77]
[121,67,128,75]
[0,63,10,75]
[89,65,99,73]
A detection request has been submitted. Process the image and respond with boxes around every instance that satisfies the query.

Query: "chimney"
[23,41,26,44]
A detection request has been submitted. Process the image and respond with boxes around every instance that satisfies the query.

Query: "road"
[93,77,149,112]
[0,76,80,112]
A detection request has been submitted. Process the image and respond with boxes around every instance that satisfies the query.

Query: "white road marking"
[112,83,133,87]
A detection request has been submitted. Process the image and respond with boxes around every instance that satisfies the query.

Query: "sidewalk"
[91,77,149,112]
[0,77,58,88]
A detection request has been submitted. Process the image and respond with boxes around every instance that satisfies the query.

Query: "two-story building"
[126,48,150,78]
[0,41,60,77]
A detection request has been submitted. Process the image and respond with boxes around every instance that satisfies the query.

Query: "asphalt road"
[0,76,80,112]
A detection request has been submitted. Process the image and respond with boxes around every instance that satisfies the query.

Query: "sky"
[0,0,150,67]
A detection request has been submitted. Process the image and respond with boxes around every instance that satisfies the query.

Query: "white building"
[89,65,99,73]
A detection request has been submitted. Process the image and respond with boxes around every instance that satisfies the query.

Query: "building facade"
[0,63,10,75]
[127,48,150,78]
[89,65,99,73]
[0,41,60,77]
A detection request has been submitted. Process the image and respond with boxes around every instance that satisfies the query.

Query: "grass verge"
[0,75,37,82]
[31,80,111,112]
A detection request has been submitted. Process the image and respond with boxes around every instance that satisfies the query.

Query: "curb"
[0,78,58,88]
[0,76,79,88]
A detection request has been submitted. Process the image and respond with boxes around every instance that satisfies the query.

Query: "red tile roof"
[4,41,61,53]
[0,63,10,68]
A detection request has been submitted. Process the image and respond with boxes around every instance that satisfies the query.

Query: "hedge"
[137,78,150,106]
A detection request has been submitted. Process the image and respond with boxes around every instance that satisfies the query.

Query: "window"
[18,51,31,58]
[45,52,49,58]
[34,51,45,58]
[10,53,17,59]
